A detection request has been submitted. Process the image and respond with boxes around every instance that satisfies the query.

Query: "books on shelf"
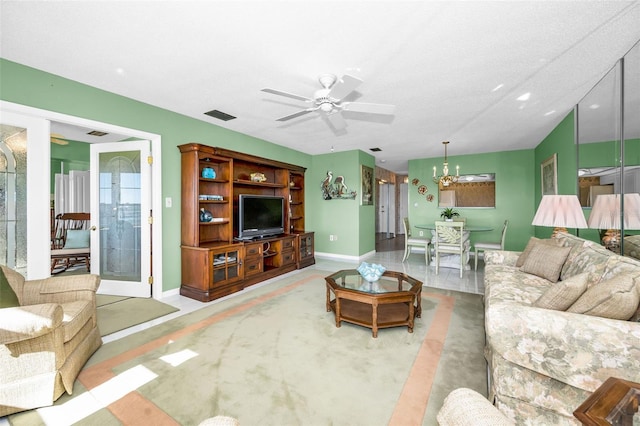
[199,194,224,201]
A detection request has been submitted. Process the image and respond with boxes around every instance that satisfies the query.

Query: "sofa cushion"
[600,252,640,281]
[623,235,640,260]
[520,243,571,283]
[515,237,562,267]
[567,275,640,320]
[0,267,20,308]
[560,242,611,284]
[533,272,590,311]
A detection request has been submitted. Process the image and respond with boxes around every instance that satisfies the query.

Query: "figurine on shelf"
[200,208,213,222]
[250,172,267,182]
[201,167,216,179]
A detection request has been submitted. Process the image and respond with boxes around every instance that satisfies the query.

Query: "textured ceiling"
[2,1,640,173]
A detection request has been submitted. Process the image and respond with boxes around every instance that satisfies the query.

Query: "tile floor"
[101,244,485,344]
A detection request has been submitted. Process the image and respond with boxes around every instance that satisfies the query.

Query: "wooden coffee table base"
[329,299,417,338]
[325,270,422,338]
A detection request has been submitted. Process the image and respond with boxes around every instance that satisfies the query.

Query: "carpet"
[96,295,179,336]
[8,270,486,425]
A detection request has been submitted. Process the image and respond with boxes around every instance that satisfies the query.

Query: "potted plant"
[440,207,460,221]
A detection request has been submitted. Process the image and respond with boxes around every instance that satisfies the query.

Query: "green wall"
[408,149,535,251]
[1,59,315,293]
[309,149,376,256]
[3,57,607,286]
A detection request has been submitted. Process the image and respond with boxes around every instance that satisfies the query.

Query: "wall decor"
[361,165,373,205]
[541,153,558,195]
[321,170,357,200]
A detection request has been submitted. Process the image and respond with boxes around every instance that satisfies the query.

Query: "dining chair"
[474,220,508,270]
[434,220,469,278]
[402,217,432,264]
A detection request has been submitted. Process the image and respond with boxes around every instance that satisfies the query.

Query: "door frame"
[0,100,164,299]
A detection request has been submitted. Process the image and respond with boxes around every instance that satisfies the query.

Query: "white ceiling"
[2,1,639,173]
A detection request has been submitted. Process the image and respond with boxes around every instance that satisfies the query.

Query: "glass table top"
[325,269,420,294]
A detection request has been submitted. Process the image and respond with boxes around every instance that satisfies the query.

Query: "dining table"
[415,224,493,232]
[415,224,494,269]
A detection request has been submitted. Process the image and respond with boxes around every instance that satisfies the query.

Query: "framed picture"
[361,165,374,205]
[541,153,558,195]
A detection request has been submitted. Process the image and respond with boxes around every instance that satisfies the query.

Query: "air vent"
[87,130,108,137]
[205,110,236,121]
[370,147,382,152]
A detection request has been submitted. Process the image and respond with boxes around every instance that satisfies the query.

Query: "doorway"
[376,181,396,237]
[0,101,163,298]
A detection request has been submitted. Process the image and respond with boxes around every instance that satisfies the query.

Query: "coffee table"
[325,269,422,338]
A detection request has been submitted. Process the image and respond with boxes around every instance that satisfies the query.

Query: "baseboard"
[315,250,377,262]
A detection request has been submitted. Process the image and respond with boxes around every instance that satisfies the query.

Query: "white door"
[377,183,396,236]
[91,141,151,297]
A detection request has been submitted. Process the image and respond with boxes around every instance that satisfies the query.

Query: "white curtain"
[54,170,90,216]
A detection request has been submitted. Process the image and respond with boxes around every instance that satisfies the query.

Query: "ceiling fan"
[261,74,396,130]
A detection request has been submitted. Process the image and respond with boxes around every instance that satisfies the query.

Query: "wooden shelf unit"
[178,143,314,301]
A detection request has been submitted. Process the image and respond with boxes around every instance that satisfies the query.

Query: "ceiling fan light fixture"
[319,102,333,112]
[318,74,337,89]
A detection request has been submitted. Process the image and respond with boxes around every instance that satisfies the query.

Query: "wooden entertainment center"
[178,143,314,302]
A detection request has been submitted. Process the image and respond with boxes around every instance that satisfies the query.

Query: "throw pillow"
[520,243,571,283]
[0,267,20,308]
[533,272,590,310]
[516,237,562,267]
[567,275,640,320]
[64,229,90,249]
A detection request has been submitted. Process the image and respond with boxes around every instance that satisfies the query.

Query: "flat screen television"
[238,194,285,239]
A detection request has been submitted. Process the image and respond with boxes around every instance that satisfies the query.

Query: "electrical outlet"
[419,230,424,236]
[334,235,338,241]
[329,235,334,241]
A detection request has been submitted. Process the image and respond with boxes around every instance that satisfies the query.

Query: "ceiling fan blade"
[325,111,347,131]
[341,102,396,115]
[276,107,318,122]
[261,88,313,103]
[328,74,363,101]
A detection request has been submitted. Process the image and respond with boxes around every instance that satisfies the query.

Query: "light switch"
[165,197,172,208]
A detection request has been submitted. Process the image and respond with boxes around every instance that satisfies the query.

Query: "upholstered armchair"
[0,266,102,416]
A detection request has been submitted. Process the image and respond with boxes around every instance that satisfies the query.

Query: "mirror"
[438,173,495,208]
[576,40,640,259]
[577,61,621,207]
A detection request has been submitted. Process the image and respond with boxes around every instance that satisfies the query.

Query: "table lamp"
[532,195,588,236]
[587,193,640,251]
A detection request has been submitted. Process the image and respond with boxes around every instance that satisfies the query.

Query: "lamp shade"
[587,193,640,230]
[532,195,588,228]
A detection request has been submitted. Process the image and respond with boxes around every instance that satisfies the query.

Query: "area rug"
[8,270,486,425]
[96,295,179,336]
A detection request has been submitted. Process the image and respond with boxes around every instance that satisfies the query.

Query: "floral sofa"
[483,232,640,425]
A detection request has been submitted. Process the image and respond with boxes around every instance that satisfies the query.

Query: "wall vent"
[87,130,108,136]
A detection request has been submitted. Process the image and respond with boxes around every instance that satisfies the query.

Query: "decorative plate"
[412,178,420,186]
[418,185,427,195]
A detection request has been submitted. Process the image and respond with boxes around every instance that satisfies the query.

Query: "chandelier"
[432,141,459,187]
